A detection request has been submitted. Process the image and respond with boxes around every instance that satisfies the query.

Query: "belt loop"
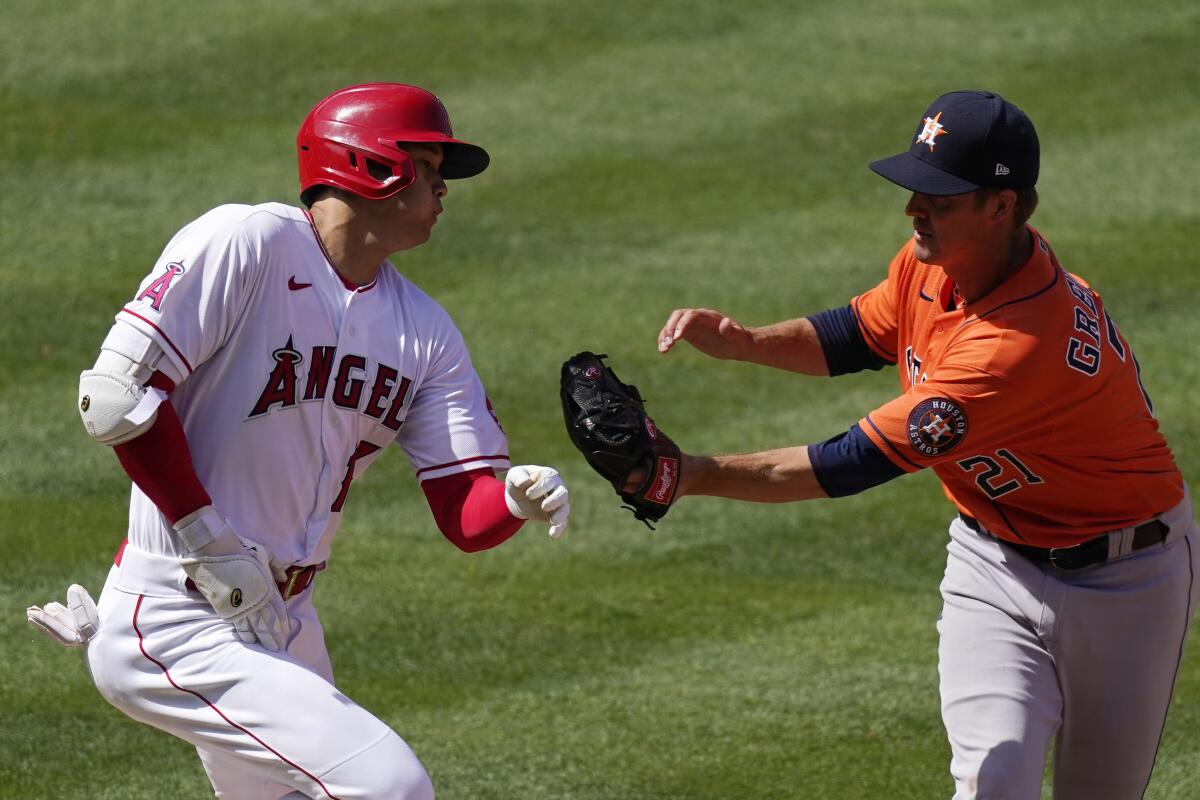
[1107,527,1136,560]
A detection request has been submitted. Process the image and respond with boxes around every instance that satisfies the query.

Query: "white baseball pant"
[86,545,434,799]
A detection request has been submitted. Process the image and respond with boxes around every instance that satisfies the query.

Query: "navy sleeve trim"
[807,305,891,376]
[809,424,906,498]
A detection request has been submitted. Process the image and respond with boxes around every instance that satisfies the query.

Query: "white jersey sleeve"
[395,305,510,481]
[116,205,268,385]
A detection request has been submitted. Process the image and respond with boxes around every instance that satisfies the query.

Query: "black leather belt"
[958,514,1169,570]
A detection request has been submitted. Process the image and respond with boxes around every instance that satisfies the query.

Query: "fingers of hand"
[538,484,569,515]
[505,466,569,536]
[658,309,687,352]
[505,465,534,491]
[233,618,257,645]
[524,468,563,501]
[547,501,570,540]
[660,308,728,353]
[247,594,289,652]
[27,602,86,647]
[67,584,99,640]
[552,510,571,542]
[505,465,545,520]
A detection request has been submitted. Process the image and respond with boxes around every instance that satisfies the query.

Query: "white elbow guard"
[78,324,168,445]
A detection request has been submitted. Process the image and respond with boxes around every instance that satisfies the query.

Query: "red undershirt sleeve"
[112,372,211,526]
[421,468,525,553]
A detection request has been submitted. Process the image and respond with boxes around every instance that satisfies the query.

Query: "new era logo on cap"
[869,90,1039,196]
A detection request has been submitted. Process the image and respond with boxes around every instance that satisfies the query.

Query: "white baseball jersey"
[113,202,510,566]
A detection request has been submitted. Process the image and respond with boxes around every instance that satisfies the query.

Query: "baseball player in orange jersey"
[656,91,1197,798]
[26,83,571,799]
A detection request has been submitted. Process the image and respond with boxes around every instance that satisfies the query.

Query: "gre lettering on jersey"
[1066,293,1102,377]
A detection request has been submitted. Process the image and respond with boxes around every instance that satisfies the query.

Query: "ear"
[988,189,1019,223]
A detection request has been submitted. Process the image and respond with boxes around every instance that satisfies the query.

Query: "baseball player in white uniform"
[27,83,569,799]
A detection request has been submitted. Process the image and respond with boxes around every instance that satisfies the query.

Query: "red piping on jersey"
[119,308,194,374]
[131,595,342,799]
[302,209,378,293]
[415,454,510,477]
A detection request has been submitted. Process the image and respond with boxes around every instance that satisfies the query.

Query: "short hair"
[975,186,1039,227]
[301,184,342,208]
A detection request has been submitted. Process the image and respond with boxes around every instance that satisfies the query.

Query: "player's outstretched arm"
[676,447,828,503]
[657,308,830,376]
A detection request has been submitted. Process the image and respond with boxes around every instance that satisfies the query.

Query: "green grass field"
[3,1,1198,797]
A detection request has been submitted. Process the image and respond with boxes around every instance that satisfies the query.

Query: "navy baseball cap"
[869,91,1039,196]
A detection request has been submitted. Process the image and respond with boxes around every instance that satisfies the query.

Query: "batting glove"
[505,465,570,539]
[27,584,100,648]
[175,506,290,652]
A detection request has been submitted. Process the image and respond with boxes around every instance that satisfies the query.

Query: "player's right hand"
[505,465,570,539]
[176,509,290,652]
[657,308,753,360]
[27,584,100,648]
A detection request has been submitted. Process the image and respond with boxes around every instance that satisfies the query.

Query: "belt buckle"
[1047,547,1070,569]
[1047,540,1101,570]
[281,565,312,600]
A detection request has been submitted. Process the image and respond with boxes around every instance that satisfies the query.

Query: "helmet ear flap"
[298,137,417,204]
[364,146,417,193]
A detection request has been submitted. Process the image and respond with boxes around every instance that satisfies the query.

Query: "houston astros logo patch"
[916,112,948,151]
[907,397,967,456]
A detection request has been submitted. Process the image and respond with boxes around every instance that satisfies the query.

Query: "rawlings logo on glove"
[560,351,681,527]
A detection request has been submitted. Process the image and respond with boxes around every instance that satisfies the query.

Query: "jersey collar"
[961,226,1058,321]
[302,208,379,293]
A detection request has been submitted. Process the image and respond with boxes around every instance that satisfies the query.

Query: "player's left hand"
[27,584,100,648]
[505,465,570,539]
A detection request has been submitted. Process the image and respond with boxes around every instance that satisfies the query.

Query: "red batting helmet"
[297,83,489,205]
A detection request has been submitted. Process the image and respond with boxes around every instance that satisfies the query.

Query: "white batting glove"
[505,465,570,539]
[27,584,100,648]
[175,507,290,652]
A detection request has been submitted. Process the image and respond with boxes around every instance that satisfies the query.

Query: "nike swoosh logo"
[288,276,312,291]
[918,285,934,302]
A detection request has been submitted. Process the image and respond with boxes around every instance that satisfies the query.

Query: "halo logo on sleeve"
[136,261,186,311]
[907,397,968,456]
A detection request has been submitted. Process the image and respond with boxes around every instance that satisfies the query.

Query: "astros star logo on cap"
[915,112,948,151]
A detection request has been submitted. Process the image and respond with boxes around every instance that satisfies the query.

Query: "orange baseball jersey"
[853,227,1183,548]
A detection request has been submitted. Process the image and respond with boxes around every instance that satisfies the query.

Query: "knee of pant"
[962,740,1043,800]
[323,731,434,800]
